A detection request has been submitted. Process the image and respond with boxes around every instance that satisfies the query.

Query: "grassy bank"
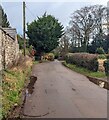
[62,61,106,78]
[1,57,36,119]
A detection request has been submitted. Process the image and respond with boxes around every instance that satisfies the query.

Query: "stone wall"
[0,27,19,71]
[107,1,109,33]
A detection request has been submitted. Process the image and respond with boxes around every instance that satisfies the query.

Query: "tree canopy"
[17,34,24,49]
[26,13,64,55]
[67,5,107,53]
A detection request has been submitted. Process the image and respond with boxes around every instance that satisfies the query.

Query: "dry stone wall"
[0,27,19,71]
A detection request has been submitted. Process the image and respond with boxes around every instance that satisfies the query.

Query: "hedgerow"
[65,53,98,72]
[103,54,109,76]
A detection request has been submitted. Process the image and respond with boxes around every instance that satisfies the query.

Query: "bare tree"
[68,5,107,52]
[59,34,70,56]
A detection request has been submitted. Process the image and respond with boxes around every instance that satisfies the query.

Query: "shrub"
[96,47,105,54]
[98,54,106,59]
[54,53,59,59]
[65,53,98,72]
[106,54,109,59]
[47,53,54,61]
[58,56,65,61]
[103,60,109,76]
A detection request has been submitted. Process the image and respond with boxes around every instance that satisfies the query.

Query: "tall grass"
[2,66,32,119]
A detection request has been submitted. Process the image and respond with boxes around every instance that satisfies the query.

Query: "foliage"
[52,51,59,59]
[33,61,39,64]
[26,13,64,56]
[69,46,85,53]
[96,47,105,54]
[103,60,109,76]
[66,5,107,53]
[103,34,109,54]
[17,34,29,50]
[2,66,32,119]
[21,48,29,56]
[47,53,55,61]
[2,55,37,119]
[28,45,36,57]
[58,34,70,57]
[43,53,55,61]
[62,61,106,78]
[88,34,109,54]
[65,53,98,71]
[17,34,24,49]
[98,54,106,59]
[106,54,109,59]
[0,5,10,27]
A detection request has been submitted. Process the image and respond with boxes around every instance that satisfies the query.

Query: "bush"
[47,53,54,61]
[54,53,59,59]
[65,53,98,72]
[98,54,106,59]
[103,60,109,76]
[106,54,109,59]
[58,56,65,61]
[96,47,105,54]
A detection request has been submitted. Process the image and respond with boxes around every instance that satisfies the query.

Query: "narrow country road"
[23,60,107,118]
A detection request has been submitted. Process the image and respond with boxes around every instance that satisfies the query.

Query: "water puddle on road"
[87,76,109,90]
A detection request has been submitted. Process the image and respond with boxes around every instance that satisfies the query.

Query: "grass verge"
[62,61,106,78]
[33,61,39,64]
[2,64,32,119]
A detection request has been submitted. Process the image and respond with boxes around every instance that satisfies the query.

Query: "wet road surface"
[23,60,107,118]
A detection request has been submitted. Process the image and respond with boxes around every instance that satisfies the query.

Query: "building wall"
[0,27,19,71]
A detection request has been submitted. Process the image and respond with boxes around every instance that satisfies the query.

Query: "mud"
[26,76,37,95]
[3,75,37,120]
[87,76,109,90]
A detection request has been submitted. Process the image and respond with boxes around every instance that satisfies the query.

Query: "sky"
[1,0,109,35]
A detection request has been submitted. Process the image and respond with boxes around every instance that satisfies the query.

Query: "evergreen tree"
[0,5,10,27]
[26,13,64,56]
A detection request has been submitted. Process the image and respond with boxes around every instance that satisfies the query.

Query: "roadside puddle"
[87,76,109,90]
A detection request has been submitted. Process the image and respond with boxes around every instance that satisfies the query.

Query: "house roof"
[3,28,17,40]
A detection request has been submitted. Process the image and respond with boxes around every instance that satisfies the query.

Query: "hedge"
[43,53,55,61]
[103,54,109,76]
[65,53,98,72]
[96,47,105,54]
[103,60,109,76]
[47,53,55,61]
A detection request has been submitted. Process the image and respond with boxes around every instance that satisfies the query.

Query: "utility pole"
[23,1,26,56]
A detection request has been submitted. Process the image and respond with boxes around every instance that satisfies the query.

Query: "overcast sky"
[1,0,108,35]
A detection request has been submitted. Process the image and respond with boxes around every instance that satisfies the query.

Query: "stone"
[0,27,19,71]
